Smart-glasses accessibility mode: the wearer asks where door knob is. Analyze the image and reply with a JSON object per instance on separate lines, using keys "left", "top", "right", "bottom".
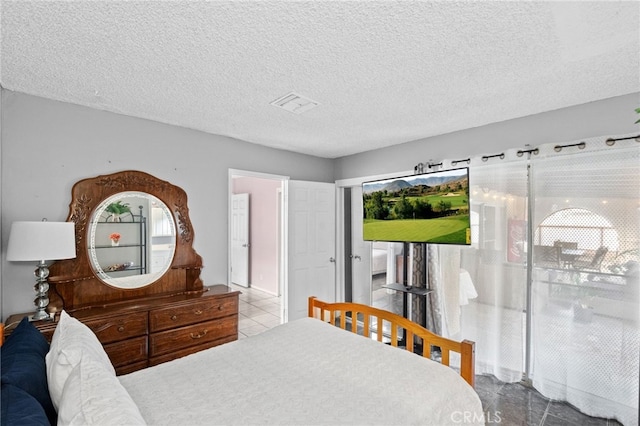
{"left": 329, "top": 257, "right": 336, "bottom": 263}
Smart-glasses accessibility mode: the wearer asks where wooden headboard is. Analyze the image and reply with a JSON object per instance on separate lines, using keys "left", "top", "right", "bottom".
{"left": 308, "top": 296, "right": 476, "bottom": 387}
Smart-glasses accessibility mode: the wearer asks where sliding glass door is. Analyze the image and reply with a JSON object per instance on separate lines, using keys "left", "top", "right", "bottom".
{"left": 355, "top": 133, "right": 639, "bottom": 424}
{"left": 529, "top": 141, "right": 639, "bottom": 425}
{"left": 459, "top": 135, "right": 639, "bottom": 424}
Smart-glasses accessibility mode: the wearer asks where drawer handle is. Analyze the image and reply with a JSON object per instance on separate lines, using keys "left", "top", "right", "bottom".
{"left": 218, "top": 305, "right": 223, "bottom": 311}
{"left": 117, "top": 326, "right": 125, "bottom": 332}
{"left": 193, "top": 309, "right": 203, "bottom": 315}
{"left": 190, "top": 329, "right": 208, "bottom": 339}
{"left": 170, "top": 315, "right": 177, "bottom": 321}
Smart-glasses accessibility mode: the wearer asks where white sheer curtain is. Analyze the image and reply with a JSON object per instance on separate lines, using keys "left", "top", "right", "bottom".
{"left": 424, "top": 243, "right": 464, "bottom": 339}
{"left": 530, "top": 136, "right": 639, "bottom": 426}
{"left": 445, "top": 152, "right": 529, "bottom": 383}
{"left": 380, "top": 133, "right": 639, "bottom": 424}
{"left": 415, "top": 156, "right": 525, "bottom": 374}
{"left": 439, "top": 134, "right": 639, "bottom": 424}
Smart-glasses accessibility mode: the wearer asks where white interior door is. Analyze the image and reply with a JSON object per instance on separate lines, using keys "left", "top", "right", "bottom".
{"left": 286, "top": 180, "right": 336, "bottom": 321}
{"left": 350, "top": 185, "right": 372, "bottom": 305}
{"left": 231, "top": 193, "right": 250, "bottom": 287}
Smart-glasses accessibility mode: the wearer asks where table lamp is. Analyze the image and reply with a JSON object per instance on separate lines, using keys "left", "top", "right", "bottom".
{"left": 7, "top": 219, "right": 76, "bottom": 321}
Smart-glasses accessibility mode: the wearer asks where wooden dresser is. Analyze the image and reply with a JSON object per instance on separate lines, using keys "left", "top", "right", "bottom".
{"left": 5, "top": 171, "right": 242, "bottom": 375}
{"left": 5, "top": 285, "right": 239, "bottom": 375}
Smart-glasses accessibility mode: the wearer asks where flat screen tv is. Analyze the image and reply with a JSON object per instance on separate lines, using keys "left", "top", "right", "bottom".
{"left": 362, "top": 167, "right": 470, "bottom": 245}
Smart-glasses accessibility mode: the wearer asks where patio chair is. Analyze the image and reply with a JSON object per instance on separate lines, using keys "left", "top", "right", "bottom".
{"left": 533, "top": 245, "right": 561, "bottom": 268}
{"left": 573, "top": 246, "right": 608, "bottom": 271}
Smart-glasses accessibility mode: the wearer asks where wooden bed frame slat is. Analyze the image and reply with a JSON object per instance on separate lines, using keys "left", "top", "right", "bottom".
{"left": 442, "top": 349, "right": 451, "bottom": 366}
{"left": 308, "top": 296, "right": 475, "bottom": 387}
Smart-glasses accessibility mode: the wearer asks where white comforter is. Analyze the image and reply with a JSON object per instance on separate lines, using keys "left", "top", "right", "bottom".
{"left": 119, "top": 318, "right": 484, "bottom": 425}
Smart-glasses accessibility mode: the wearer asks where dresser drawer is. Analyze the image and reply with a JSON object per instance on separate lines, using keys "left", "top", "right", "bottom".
{"left": 149, "top": 316, "right": 237, "bottom": 357}
{"left": 83, "top": 312, "right": 148, "bottom": 344}
{"left": 104, "top": 335, "right": 148, "bottom": 368}
{"left": 114, "top": 360, "right": 149, "bottom": 376}
{"left": 149, "top": 295, "right": 238, "bottom": 332}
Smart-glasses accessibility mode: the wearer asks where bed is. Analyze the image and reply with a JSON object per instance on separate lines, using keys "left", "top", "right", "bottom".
{"left": 2, "top": 296, "right": 483, "bottom": 426}
{"left": 2, "top": 172, "right": 482, "bottom": 424}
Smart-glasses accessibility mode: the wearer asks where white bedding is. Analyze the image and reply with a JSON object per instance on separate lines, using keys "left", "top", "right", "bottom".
{"left": 119, "top": 318, "right": 484, "bottom": 425}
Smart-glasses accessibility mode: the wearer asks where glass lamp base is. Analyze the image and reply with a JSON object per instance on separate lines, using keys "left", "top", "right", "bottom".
{"left": 29, "top": 310, "right": 53, "bottom": 322}
{"left": 31, "top": 262, "right": 53, "bottom": 322}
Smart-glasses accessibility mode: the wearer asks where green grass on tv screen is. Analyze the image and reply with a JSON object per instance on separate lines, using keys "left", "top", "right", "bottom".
{"left": 363, "top": 215, "right": 470, "bottom": 244}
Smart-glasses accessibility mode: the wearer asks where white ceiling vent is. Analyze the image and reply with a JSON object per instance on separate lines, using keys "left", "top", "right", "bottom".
{"left": 270, "top": 92, "right": 319, "bottom": 114}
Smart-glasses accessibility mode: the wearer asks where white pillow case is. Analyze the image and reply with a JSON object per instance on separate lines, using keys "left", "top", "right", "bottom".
{"left": 45, "top": 311, "right": 116, "bottom": 410}
{"left": 57, "top": 357, "right": 146, "bottom": 425}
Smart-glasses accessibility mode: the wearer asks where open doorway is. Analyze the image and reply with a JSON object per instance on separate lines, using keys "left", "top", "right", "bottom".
{"left": 229, "top": 169, "right": 287, "bottom": 332}
{"left": 229, "top": 169, "right": 286, "bottom": 296}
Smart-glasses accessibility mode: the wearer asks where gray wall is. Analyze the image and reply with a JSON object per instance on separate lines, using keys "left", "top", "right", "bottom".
{"left": 0, "top": 90, "right": 333, "bottom": 319}
{"left": 334, "top": 93, "right": 640, "bottom": 180}
{"left": 2, "top": 89, "right": 638, "bottom": 319}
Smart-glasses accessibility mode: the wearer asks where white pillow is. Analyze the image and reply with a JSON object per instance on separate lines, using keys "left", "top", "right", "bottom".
{"left": 46, "top": 311, "right": 116, "bottom": 410}
{"left": 57, "top": 357, "right": 146, "bottom": 425}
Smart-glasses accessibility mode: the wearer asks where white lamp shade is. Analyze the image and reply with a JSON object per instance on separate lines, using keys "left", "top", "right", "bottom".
{"left": 7, "top": 221, "right": 76, "bottom": 262}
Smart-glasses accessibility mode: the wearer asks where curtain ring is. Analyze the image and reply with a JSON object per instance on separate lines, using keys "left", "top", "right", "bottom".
{"left": 451, "top": 158, "right": 470, "bottom": 166}
{"left": 481, "top": 153, "right": 505, "bottom": 162}
{"left": 517, "top": 148, "right": 538, "bottom": 157}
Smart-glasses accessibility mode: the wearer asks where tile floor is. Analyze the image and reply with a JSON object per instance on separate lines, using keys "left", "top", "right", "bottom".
{"left": 231, "top": 283, "right": 282, "bottom": 339}
{"left": 476, "top": 375, "right": 623, "bottom": 426}
{"left": 230, "top": 283, "right": 624, "bottom": 425}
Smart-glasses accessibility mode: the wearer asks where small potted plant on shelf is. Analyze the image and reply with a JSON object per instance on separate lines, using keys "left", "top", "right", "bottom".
{"left": 110, "top": 232, "right": 121, "bottom": 246}
{"left": 105, "top": 201, "right": 131, "bottom": 222}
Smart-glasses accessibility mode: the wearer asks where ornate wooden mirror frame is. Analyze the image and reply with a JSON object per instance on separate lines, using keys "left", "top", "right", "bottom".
{"left": 48, "top": 170, "right": 203, "bottom": 313}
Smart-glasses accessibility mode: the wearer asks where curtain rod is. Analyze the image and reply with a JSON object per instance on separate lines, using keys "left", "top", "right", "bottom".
{"left": 451, "top": 158, "right": 470, "bottom": 166}
{"left": 414, "top": 134, "right": 638, "bottom": 170}
{"left": 554, "top": 141, "right": 586, "bottom": 152}
{"left": 554, "top": 134, "right": 640, "bottom": 151}
{"left": 482, "top": 153, "right": 505, "bottom": 162}
{"left": 517, "top": 148, "right": 539, "bottom": 157}
{"left": 606, "top": 135, "right": 640, "bottom": 145}
{"left": 414, "top": 162, "right": 443, "bottom": 174}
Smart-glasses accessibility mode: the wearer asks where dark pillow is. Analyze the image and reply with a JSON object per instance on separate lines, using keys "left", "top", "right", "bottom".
{"left": 1, "top": 317, "right": 56, "bottom": 425}
{"left": 1, "top": 382, "right": 50, "bottom": 426}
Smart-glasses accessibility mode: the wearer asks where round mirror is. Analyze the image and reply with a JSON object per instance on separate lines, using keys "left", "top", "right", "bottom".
{"left": 88, "top": 191, "right": 176, "bottom": 289}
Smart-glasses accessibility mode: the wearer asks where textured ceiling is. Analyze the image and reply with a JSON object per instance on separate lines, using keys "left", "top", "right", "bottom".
{"left": 1, "top": 1, "right": 639, "bottom": 158}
